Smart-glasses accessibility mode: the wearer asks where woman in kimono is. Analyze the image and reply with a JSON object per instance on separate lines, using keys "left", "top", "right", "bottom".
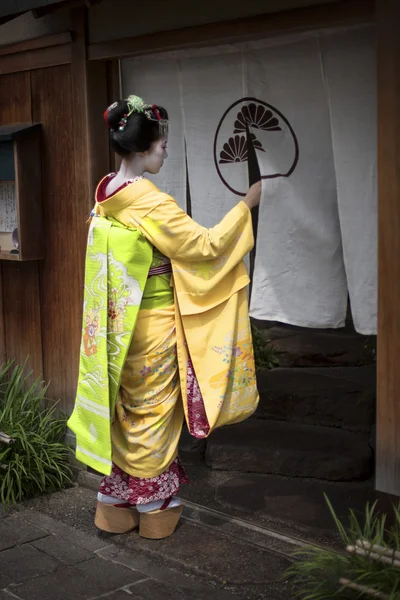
{"left": 68, "top": 95, "right": 261, "bottom": 540}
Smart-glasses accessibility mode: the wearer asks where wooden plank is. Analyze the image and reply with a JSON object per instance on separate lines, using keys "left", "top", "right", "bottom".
{"left": 14, "top": 128, "right": 44, "bottom": 260}
{"left": 71, "top": 7, "right": 110, "bottom": 203}
{"left": 0, "top": 71, "right": 43, "bottom": 378}
{"left": 0, "top": 13, "right": 25, "bottom": 27}
{"left": 31, "top": 64, "right": 86, "bottom": 410}
{"left": 22, "top": 7, "right": 109, "bottom": 411}
{"left": 32, "top": 0, "right": 101, "bottom": 19}
{"left": 87, "top": 59, "right": 110, "bottom": 196}
{"left": 376, "top": 0, "right": 400, "bottom": 496}
{"left": 2, "top": 262, "right": 43, "bottom": 377}
{"left": 0, "top": 72, "right": 32, "bottom": 124}
{"left": 71, "top": 7, "right": 92, "bottom": 214}
{"left": 0, "top": 253, "right": 19, "bottom": 262}
{"left": 106, "top": 59, "right": 121, "bottom": 173}
{"left": 106, "top": 59, "right": 121, "bottom": 102}
{"left": 89, "top": 0, "right": 375, "bottom": 61}
{"left": 0, "top": 44, "right": 71, "bottom": 76}
{"left": 0, "top": 32, "right": 72, "bottom": 57}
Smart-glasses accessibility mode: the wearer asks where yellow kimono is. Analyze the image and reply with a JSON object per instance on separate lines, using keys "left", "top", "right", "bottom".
{"left": 89, "top": 177, "right": 259, "bottom": 478}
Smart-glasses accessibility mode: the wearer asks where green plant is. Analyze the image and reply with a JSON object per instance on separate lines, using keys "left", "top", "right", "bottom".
{"left": 251, "top": 323, "right": 279, "bottom": 370}
{"left": 0, "top": 361, "right": 72, "bottom": 506}
{"left": 285, "top": 495, "right": 400, "bottom": 599}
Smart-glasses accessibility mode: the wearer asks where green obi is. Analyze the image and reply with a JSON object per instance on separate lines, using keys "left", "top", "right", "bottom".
{"left": 67, "top": 216, "right": 152, "bottom": 475}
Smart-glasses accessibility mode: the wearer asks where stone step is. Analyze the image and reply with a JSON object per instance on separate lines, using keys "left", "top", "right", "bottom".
{"left": 178, "top": 456, "right": 392, "bottom": 545}
{"left": 205, "top": 420, "right": 372, "bottom": 481}
{"left": 256, "top": 324, "right": 375, "bottom": 368}
{"left": 255, "top": 365, "right": 375, "bottom": 432}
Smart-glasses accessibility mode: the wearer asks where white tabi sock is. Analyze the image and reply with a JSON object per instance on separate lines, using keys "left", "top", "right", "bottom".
{"left": 97, "top": 492, "right": 129, "bottom": 505}
{"left": 136, "top": 496, "right": 181, "bottom": 513}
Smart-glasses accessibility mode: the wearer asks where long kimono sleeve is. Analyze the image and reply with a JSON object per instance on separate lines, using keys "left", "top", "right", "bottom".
{"left": 131, "top": 196, "right": 253, "bottom": 261}
{"left": 102, "top": 181, "right": 258, "bottom": 437}
{"left": 130, "top": 196, "right": 254, "bottom": 315}
{"left": 134, "top": 195, "right": 259, "bottom": 435}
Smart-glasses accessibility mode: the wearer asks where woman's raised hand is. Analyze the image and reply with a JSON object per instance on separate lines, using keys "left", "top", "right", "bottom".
{"left": 244, "top": 181, "right": 262, "bottom": 210}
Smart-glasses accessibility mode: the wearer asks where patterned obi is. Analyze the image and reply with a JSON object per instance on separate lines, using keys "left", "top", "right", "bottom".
{"left": 147, "top": 260, "right": 172, "bottom": 279}
{"left": 147, "top": 249, "right": 172, "bottom": 279}
{"left": 141, "top": 249, "right": 174, "bottom": 310}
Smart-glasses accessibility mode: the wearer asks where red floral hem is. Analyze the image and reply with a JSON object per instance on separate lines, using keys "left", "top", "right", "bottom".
{"left": 187, "top": 357, "right": 210, "bottom": 438}
{"left": 99, "top": 458, "right": 188, "bottom": 505}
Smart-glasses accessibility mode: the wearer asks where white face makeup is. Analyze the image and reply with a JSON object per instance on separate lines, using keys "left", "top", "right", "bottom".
{"left": 143, "top": 137, "right": 168, "bottom": 175}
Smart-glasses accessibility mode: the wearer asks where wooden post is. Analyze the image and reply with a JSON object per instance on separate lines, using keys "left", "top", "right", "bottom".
{"left": 105, "top": 58, "right": 121, "bottom": 174}
{"left": 376, "top": 0, "right": 400, "bottom": 496}
{"left": 71, "top": 7, "right": 109, "bottom": 211}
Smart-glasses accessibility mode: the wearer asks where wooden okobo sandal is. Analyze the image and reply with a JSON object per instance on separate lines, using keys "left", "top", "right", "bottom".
{"left": 94, "top": 502, "right": 140, "bottom": 534}
{"left": 139, "top": 498, "right": 183, "bottom": 539}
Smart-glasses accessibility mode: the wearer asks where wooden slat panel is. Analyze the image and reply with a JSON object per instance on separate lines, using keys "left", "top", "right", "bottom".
{"left": 106, "top": 59, "right": 121, "bottom": 173}
{"left": 32, "top": 0, "right": 101, "bottom": 19}
{"left": 89, "top": 0, "right": 375, "bottom": 61}
{"left": 2, "top": 262, "right": 43, "bottom": 377}
{"left": 0, "top": 32, "right": 72, "bottom": 57}
{"left": 14, "top": 128, "right": 44, "bottom": 260}
{"left": 71, "top": 7, "right": 91, "bottom": 213}
{"left": 31, "top": 64, "right": 86, "bottom": 410}
{"left": 0, "top": 71, "right": 43, "bottom": 377}
{"left": 376, "top": 0, "right": 400, "bottom": 496}
{"left": 0, "top": 44, "right": 71, "bottom": 76}
{"left": 87, "top": 60, "right": 110, "bottom": 198}
{"left": 71, "top": 7, "right": 109, "bottom": 208}
{"left": 0, "top": 72, "right": 31, "bottom": 124}
{"left": 23, "top": 8, "right": 109, "bottom": 411}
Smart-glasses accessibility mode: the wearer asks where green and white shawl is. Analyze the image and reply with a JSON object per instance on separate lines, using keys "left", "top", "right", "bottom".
{"left": 67, "top": 216, "right": 152, "bottom": 475}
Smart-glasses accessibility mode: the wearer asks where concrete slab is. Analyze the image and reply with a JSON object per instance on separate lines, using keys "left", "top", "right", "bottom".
{"left": 126, "top": 578, "right": 204, "bottom": 600}
{"left": 11, "top": 559, "right": 145, "bottom": 600}
{"left": 95, "top": 546, "right": 233, "bottom": 600}
{"left": 178, "top": 457, "right": 397, "bottom": 551}
{"left": 256, "top": 365, "right": 375, "bottom": 432}
{"left": 206, "top": 420, "right": 372, "bottom": 480}
{"left": 117, "top": 518, "right": 290, "bottom": 587}
{"left": 96, "top": 593, "right": 136, "bottom": 600}
{"left": 259, "top": 326, "right": 374, "bottom": 368}
{"left": 0, "top": 544, "right": 59, "bottom": 588}
{"left": 20, "top": 509, "right": 107, "bottom": 552}
{"left": 32, "top": 534, "right": 94, "bottom": 566}
{"left": 216, "top": 473, "right": 393, "bottom": 533}
{"left": 0, "top": 514, "right": 48, "bottom": 551}
{"left": 0, "top": 592, "right": 23, "bottom": 600}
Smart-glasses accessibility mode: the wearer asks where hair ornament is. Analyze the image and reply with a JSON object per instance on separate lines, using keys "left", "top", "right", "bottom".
{"left": 144, "top": 104, "right": 169, "bottom": 136}
{"left": 103, "top": 101, "right": 118, "bottom": 129}
{"left": 126, "top": 95, "right": 148, "bottom": 116}
{"left": 108, "top": 94, "right": 169, "bottom": 136}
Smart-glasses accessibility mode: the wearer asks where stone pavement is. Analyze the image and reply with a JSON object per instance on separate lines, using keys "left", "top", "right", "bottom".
{"left": 0, "top": 506, "right": 237, "bottom": 600}
{"left": 0, "top": 485, "right": 296, "bottom": 600}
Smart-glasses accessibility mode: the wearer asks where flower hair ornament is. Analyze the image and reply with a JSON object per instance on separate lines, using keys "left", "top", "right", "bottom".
{"left": 103, "top": 95, "right": 169, "bottom": 136}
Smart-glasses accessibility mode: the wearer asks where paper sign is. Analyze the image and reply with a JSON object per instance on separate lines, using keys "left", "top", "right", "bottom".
{"left": 0, "top": 181, "right": 17, "bottom": 233}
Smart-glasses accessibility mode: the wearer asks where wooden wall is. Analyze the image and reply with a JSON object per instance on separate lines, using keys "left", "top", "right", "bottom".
{"left": 0, "top": 65, "right": 87, "bottom": 411}
{"left": 0, "top": 11, "right": 112, "bottom": 412}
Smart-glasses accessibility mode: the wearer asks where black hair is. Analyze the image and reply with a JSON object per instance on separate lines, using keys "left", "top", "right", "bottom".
{"left": 105, "top": 99, "right": 168, "bottom": 157}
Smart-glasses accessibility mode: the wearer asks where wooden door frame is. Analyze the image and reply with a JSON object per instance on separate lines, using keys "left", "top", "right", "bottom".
{"left": 4, "top": 0, "right": 400, "bottom": 495}
{"left": 87, "top": 0, "right": 374, "bottom": 61}
{"left": 88, "top": 0, "right": 400, "bottom": 496}
{"left": 375, "top": 0, "right": 400, "bottom": 497}
{"left": 0, "top": 32, "right": 72, "bottom": 75}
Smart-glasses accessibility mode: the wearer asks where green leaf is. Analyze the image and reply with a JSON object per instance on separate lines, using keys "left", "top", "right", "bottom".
{"left": 0, "top": 360, "right": 71, "bottom": 506}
